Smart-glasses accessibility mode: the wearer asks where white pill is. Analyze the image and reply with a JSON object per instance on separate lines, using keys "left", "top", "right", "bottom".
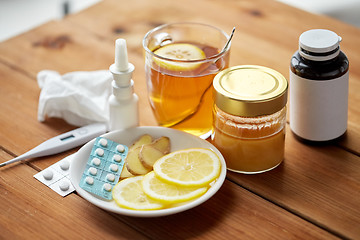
{"left": 116, "top": 144, "right": 125, "bottom": 153}
{"left": 95, "top": 148, "right": 104, "bottom": 157}
{"left": 60, "top": 160, "right": 70, "bottom": 170}
{"left": 113, "top": 154, "right": 122, "bottom": 162}
{"left": 42, "top": 169, "right": 53, "bottom": 180}
{"left": 106, "top": 173, "right": 115, "bottom": 182}
{"left": 110, "top": 164, "right": 118, "bottom": 172}
{"left": 89, "top": 167, "right": 97, "bottom": 176}
{"left": 85, "top": 176, "right": 94, "bottom": 185}
{"left": 99, "top": 138, "right": 108, "bottom": 147}
{"left": 92, "top": 157, "right": 101, "bottom": 166}
{"left": 103, "top": 183, "right": 112, "bottom": 192}
{"left": 59, "top": 180, "right": 70, "bottom": 191}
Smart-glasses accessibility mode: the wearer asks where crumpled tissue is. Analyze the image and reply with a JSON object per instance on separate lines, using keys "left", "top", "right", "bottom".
{"left": 37, "top": 70, "right": 112, "bottom": 127}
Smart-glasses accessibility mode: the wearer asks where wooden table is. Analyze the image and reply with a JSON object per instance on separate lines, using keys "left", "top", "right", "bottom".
{"left": 1, "top": 0, "right": 359, "bottom": 239}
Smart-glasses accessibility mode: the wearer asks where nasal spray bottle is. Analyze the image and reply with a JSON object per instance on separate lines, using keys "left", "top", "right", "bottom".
{"left": 108, "top": 39, "right": 139, "bottom": 131}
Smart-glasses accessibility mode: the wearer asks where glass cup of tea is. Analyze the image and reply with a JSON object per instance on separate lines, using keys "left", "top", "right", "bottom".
{"left": 143, "top": 22, "right": 231, "bottom": 138}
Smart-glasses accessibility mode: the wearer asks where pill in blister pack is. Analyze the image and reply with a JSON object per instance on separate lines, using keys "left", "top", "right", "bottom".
{"left": 34, "top": 154, "right": 75, "bottom": 197}
{"left": 79, "top": 137, "right": 128, "bottom": 200}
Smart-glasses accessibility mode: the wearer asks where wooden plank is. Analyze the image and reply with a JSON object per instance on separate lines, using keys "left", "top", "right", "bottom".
{"left": 0, "top": 150, "right": 149, "bottom": 240}
{"left": 116, "top": 179, "right": 338, "bottom": 240}
{"left": 227, "top": 127, "right": 360, "bottom": 239}
{"left": 0, "top": 62, "right": 80, "bottom": 170}
{"left": 0, "top": 149, "right": 337, "bottom": 240}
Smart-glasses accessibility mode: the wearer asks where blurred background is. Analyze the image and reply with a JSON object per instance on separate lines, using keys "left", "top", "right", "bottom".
{"left": 0, "top": 0, "right": 359, "bottom": 42}
{"left": 277, "top": 0, "right": 360, "bottom": 27}
{"left": 0, "top": 0, "right": 101, "bottom": 42}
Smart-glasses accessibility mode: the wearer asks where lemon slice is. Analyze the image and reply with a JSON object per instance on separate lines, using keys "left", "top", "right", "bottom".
{"left": 153, "top": 43, "right": 206, "bottom": 71}
{"left": 142, "top": 171, "right": 208, "bottom": 204}
{"left": 112, "top": 176, "right": 164, "bottom": 210}
{"left": 153, "top": 148, "right": 221, "bottom": 187}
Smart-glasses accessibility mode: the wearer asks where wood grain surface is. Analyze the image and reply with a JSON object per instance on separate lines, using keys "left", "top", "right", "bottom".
{"left": 0, "top": 0, "right": 359, "bottom": 239}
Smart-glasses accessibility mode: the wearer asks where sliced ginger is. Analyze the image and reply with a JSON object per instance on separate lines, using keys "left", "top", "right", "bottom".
{"left": 129, "top": 134, "right": 153, "bottom": 150}
{"left": 150, "top": 136, "right": 171, "bottom": 154}
{"left": 139, "top": 145, "right": 165, "bottom": 169}
{"left": 121, "top": 134, "right": 154, "bottom": 177}
{"left": 123, "top": 135, "right": 172, "bottom": 177}
{"left": 126, "top": 147, "right": 150, "bottom": 175}
{"left": 120, "top": 164, "right": 134, "bottom": 179}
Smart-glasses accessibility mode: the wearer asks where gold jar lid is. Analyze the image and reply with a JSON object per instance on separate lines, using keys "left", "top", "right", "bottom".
{"left": 213, "top": 65, "right": 288, "bottom": 117}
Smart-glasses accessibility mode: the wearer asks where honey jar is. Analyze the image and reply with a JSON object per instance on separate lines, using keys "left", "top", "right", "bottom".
{"left": 212, "top": 65, "right": 288, "bottom": 174}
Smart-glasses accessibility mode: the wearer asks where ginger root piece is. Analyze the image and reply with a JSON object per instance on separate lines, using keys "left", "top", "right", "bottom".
{"left": 139, "top": 145, "right": 165, "bottom": 169}
{"left": 126, "top": 147, "right": 151, "bottom": 175}
{"left": 120, "top": 164, "right": 134, "bottom": 179}
{"left": 151, "top": 136, "right": 171, "bottom": 154}
{"left": 130, "top": 134, "right": 153, "bottom": 150}
{"left": 123, "top": 135, "right": 171, "bottom": 177}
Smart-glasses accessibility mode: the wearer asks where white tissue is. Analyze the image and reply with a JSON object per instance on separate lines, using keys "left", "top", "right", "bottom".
{"left": 37, "top": 70, "right": 112, "bottom": 126}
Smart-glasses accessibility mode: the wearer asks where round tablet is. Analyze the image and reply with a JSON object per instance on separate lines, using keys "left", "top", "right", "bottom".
{"left": 110, "top": 164, "right": 119, "bottom": 172}
{"left": 116, "top": 144, "right": 125, "bottom": 153}
{"left": 99, "top": 138, "right": 108, "bottom": 147}
{"left": 92, "top": 157, "right": 101, "bottom": 166}
{"left": 113, "top": 154, "right": 122, "bottom": 162}
{"left": 103, "top": 183, "right": 112, "bottom": 192}
{"left": 42, "top": 169, "right": 53, "bottom": 180}
{"left": 89, "top": 167, "right": 97, "bottom": 176}
{"left": 106, "top": 173, "right": 115, "bottom": 182}
{"left": 95, "top": 148, "right": 104, "bottom": 157}
{"left": 85, "top": 176, "right": 94, "bottom": 185}
{"left": 60, "top": 160, "right": 70, "bottom": 171}
{"left": 59, "top": 180, "right": 70, "bottom": 191}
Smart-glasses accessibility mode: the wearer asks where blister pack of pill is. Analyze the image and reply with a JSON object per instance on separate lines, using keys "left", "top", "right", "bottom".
{"left": 79, "top": 137, "right": 128, "bottom": 200}
{"left": 34, "top": 154, "right": 75, "bottom": 197}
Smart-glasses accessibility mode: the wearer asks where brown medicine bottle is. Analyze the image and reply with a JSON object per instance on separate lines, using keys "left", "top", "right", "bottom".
{"left": 290, "top": 29, "right": 349, "bottom": 143}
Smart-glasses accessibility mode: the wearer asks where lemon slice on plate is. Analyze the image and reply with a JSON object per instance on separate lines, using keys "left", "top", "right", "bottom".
{"left": 142, "top": 171, "right": 208, "bottom": 204}
{"left": 153, "top": 43, "right": 206, "bottom": 71}
{"left": 112, "top": 176, "right": 164, "bottom": 210}
{"left": 153, "top": 148, "right": 221, "bottom": 187}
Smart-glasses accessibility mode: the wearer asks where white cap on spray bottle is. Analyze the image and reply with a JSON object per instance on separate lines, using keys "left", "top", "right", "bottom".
{"left": 109, "top": 39, "right": 135, "bottom": 86}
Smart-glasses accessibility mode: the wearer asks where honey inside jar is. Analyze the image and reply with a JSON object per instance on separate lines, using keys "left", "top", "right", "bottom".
{"left": 211, "top": 65, "right": 288, "bottom": 174}
{"left": 212, "top": 106, "right": 286, "bottom": 173}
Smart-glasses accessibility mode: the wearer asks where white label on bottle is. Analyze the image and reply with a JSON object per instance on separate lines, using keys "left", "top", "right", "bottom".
{"left": 289, "top": 71, "right": 348, "bottom": 141}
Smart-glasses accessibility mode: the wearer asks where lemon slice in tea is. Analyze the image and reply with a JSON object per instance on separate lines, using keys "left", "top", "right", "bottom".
{"left": 112, "top": 176, "right": 164, "bottom": 210}
{"left": 153, "top": 148, "right": 221, "bottom": 187}
{"left": 153, "top": 43, "right": 206, "bottom": 71}
{"left": 142, "top": 171, "right": 208, "bottom": 204}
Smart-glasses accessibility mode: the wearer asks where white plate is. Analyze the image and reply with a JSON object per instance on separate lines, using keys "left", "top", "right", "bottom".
{"left": 70, "top": 126, "right": 226, "bottom": 217}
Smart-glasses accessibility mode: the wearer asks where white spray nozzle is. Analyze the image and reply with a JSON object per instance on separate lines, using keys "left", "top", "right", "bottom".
{"left": 114, "top": 39, "right": 129, "bottom": 72}
{"left": 110, "top": 38, "right": 135, "bottom": 87}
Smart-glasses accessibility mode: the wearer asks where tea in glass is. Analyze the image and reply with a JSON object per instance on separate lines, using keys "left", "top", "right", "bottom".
{"left": 143, "top": 23, "right": 231, "bottom": 138}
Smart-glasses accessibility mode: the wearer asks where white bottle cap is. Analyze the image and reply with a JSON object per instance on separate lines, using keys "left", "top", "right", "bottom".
{"left": 299, "top": 29, "right": 342, "bottom": 61}
{"left": 109, "top": 38, "right": 135, "bottom": 87}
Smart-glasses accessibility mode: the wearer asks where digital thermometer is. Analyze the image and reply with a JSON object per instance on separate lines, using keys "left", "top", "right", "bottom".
{"left": 0, "top": 123, "right": 107, "bottom": 167}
